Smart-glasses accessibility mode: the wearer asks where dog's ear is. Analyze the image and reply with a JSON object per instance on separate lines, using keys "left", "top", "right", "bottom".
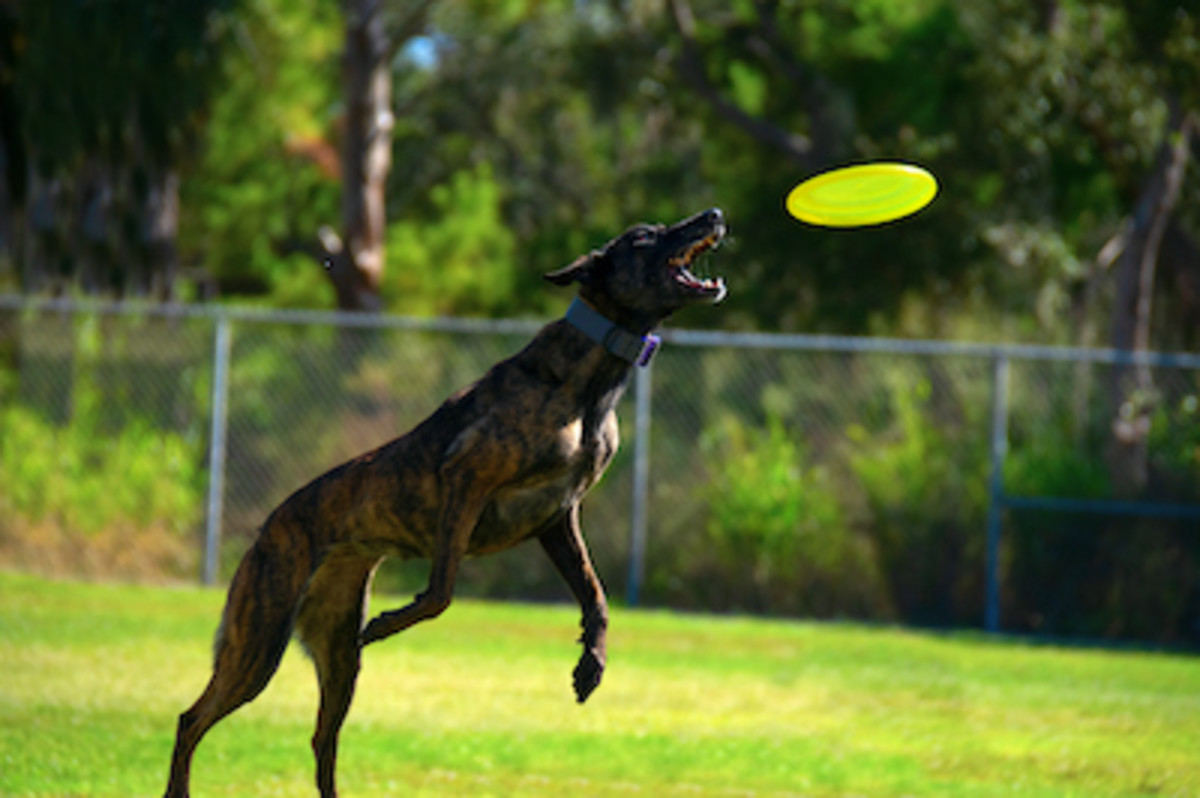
{"left": 544, "top": 249, "right": 607, "bottom": 287}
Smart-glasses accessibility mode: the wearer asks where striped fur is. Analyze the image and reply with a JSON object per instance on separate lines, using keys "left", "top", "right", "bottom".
{"left": 164, "top": 209, "right": 727, "bottom": 797}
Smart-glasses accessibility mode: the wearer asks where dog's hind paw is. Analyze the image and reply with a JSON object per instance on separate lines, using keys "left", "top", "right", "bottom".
{"left": 573, "top": 647, "right": 605, "bottom": 703}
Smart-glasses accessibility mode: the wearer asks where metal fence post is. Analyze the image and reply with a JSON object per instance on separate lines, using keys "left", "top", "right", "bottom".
{"left": 627, "top": 361, "right": 653, "bottom": 606}
{"left": 203, "top": 313, "right": 233, "bottom": 586}
{"left": 985, "top": 353, "right": 1011, "bottom": 632}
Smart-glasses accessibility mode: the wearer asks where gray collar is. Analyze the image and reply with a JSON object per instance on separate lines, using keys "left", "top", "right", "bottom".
{"left": 565, "top": 298, "right": 660, "bottom": 367}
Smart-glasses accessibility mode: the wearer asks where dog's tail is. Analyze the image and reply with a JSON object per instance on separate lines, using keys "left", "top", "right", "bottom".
{"left": 211, "top": 521, "right": 309, "bottom": 678}
{"left": 166, "top": 510, "right": 318, "bottom": 797}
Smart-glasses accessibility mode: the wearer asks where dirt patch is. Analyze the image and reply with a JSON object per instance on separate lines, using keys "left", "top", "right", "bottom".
{"left": 0, "top": 518, "right": 199, "bottom": 583}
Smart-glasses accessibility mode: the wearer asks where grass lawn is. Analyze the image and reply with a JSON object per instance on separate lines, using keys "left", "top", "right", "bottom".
{"left": 1, "top": 570, "right": 1198, "bottom": 797}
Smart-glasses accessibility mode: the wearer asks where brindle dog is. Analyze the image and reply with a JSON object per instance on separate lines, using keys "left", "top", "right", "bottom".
{"left": 165, "top": 208, "right": 728, "bottom": 798}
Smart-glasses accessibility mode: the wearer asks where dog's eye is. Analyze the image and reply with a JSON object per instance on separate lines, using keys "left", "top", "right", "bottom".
{"left": 632, "top": 232, "right": 656, "bottom": 248}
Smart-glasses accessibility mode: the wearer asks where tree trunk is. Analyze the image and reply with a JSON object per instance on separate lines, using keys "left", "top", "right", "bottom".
{"left": 137, "top": 167, "right": 181, "bottom": 302}
{"left": 1107, "top": 109, "right": 1196, "bottom": 492}
{"left": 325, "top": 0, "right": 394, "bottom": 312}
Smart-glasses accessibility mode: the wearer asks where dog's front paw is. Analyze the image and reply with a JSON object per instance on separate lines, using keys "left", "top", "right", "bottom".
{"left": 572, "top": 646, "right": 605, "bottom": 703}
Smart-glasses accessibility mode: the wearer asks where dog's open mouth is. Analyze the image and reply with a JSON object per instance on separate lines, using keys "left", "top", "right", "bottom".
{"left": 668, "top": 229, "right": 727, "bottom": 302}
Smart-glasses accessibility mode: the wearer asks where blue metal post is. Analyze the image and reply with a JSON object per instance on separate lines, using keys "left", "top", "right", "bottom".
{"left": 204, "top": 315, "right": 233, "bottom": 586}
{"left": 985, "top": 353, "right": 1010, "bottom": 632}
{"left": 627, "top": 362, "right": 653, "bottom": 606}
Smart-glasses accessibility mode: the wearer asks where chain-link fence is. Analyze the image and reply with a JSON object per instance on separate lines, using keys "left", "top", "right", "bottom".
{"left": 2, "top": 297, "right": 1199, "bottom": 641}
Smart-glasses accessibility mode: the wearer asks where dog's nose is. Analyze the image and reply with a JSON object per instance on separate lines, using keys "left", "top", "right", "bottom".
{"left": 704, "top": 208, "right": 724, "bottom": 227}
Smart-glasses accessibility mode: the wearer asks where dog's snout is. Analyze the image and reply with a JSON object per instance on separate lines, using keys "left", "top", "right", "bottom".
{"left": 704, "top": 208, "right": 724, "bottom": 227}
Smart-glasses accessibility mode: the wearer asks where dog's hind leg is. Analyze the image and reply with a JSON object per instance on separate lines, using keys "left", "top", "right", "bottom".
{"left": 295, "top": 554, "right": 381, "bottom": 798}
{"left": 166, "top": 540, "right": 303, "bottom": 798}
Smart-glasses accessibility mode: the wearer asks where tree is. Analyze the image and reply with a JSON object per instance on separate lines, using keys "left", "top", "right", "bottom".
{"left": 1, "top": 0, "right": 239, "bottom": 298}
{"left": 178, "top": 0, "right": 435, "bottom": 312}
{"left": 176, "top": 0, "right": 342, "bottom": 305}
{"left": 666, "top": 0, "right": 851, "bottom": 170}
{"left": 963, "top": 0, "right": 1200, "bottom": 489}
{"left": 64, "top": 0, "right": 1187, "bottom": 351}
{"left": 315, "top": 0, "right": 437, "bottom": 311}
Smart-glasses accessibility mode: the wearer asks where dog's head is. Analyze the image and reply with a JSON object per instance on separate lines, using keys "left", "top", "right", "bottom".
{"left": 544, "top": 208, "right": 728, "bottom": 329}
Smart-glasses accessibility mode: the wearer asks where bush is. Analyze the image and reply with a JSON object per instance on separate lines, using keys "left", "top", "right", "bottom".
{"left": 0, "top": 314, "right": 207, "bottom": 579}
{"left": 1148, "top": 391, "right": 1200, "bottom": 500}
{"left": 383, "top": 164, "right": 523, "bottom": 318}
{"left": 695, "top": 413, "right": 892, "bottom": 617}
{"left": 1002, "top": 409, "right": 1200, "bottom": 642}
{"left": 850, "top": 371, "right": 989, "bottom": 625}
{"left": 0, "top": 390, "right": 204, "bottom": 538}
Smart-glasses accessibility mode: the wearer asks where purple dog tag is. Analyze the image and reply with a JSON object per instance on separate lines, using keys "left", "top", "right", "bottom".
{"left": 636, "top": 334, "right": 661, "bottom": 367}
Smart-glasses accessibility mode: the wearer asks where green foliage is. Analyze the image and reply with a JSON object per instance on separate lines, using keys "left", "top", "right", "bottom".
{"left": 383, "top": 164, "right": 523, "bottom": 317}
{"left": 6, "top": 0, "right": 1200, "bottom": 640}
{"left": 0, "top": 314, "right": 207, "bottom": 542}
{"left": 1006, "top": 437, "right": 1111, "bottom": 500}
{"left": 379, "top": 0, "right": 1199, "bottom": 344}
{"left": 1148, "top": 391, "right": 1200, "bottom": 493}
{"left": 15, "top": 0, "right": 239, "bottom": 170}
{"left": 8, "top": 0, "right": 1200, "bottom": 344}
{"left": 851, "top": 374, "right": 987, "bottom": 515}
{"left": 388, "top": 0, "right": 717, "bottom": 312}
{"left": 850, "top": 371, "right": 988, "bottom": 624}
{"left": 703, "top": 415, "right": 840, "bottom": 570}
{"left": 5, "top": 0, "right": 242, "bottom": 295}
{"left": 178, "top": 0, "right": 341, "bottom": 302}
{"left": 0, "top": 379, "right": 204, "bottom": 538}
{"left": 698, "top": 414, "right": 891, "bottom": 617}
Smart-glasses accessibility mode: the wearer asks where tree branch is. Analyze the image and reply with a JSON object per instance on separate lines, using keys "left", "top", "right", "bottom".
{"left": 1105, "top": 109, "right": 1195, "bottom": 490}
{"left": 667, "top": 0, "right": 815, "bottom": 165}
{"left": 1132, "top": 110, "right": 1196, "bottom": 354}
{"left": 748, "top": 0, "right": 850, "bottom": 164}
{"left": 749, "top": 0, "right": 810, "bottom": 86}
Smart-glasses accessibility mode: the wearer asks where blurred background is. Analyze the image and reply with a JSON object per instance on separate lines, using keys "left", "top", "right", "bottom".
{"left": 1, "top": 0, "right": 1198, "bottom": 643}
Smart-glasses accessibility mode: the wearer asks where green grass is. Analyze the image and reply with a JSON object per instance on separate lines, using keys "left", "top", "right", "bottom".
{"left": 1, "top": 571, "right": 1198, "bottom": 797}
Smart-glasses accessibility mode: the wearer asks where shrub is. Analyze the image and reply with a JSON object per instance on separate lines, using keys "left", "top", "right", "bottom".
{"left": 697, "top": 413, "right": 892, "bottom": 617}
{"left": 383, "top": 164, "right": 522, "bottom": 317}
{"left": 1002, "top": 404, "right": 1200, "bottom": 641}
{"left": 0, "top": 315, "right": 207, "bottom": 579}
{"left": 850, "top": 372, "right": 988, "bottom": 625}
{"left": 1147, "top": 391, "right": 1200, "bottom": 500}
{"left": 0, "top": 391, "right": 205, "bottom": 538}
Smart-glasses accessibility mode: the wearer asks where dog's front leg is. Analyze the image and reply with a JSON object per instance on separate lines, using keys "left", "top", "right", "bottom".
{"left": 360, "top": 422, "right": 518, "bottom": 647}
{"left": 538, "top": 503, "right": 609, "bottom": 703}
{"left": 359, "top": 486, "right": 483, "bottom": 646}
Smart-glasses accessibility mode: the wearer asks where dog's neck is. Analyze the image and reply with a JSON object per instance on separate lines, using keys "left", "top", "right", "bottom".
{"left": 565, "top": 297, "right": 660, "bottom": 367}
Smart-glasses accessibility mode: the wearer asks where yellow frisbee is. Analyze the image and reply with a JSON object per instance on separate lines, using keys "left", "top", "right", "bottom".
{"left": 786, "top": 162, "right": 938, "bottom": 227}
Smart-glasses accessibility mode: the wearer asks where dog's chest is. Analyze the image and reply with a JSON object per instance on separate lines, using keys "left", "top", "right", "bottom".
{"left": 469, "top": 409, "right": 619, "bottom": 554}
